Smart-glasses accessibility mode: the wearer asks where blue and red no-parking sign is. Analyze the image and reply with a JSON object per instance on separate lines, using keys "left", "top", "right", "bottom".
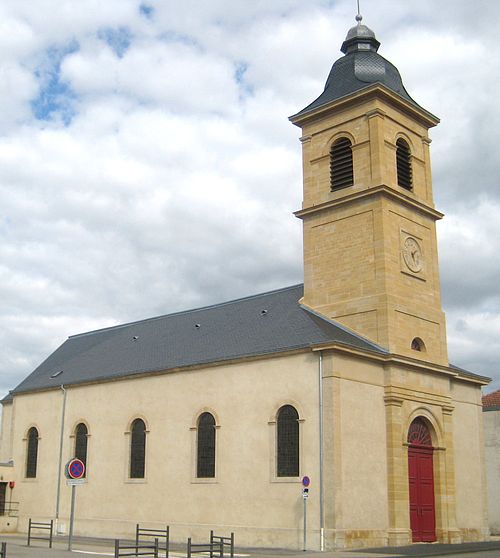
{"left": 66, "top": 458, "right": 85, "bottom": 480}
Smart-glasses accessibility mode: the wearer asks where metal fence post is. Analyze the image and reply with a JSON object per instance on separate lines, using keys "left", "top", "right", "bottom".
{"left": 114, "top": 539, "right": 119, "bottom": 558}
{"left": 154, "top": 537, "right": 159, "bottom": 558}
{"left": 27, "top": 519, "right": 31, "bottom": 546}
{"left": 187, "top": 537, "right": 192, "bottom": 558}
{"left": 49, "top": 519, "right": 53, "bottom": 549}
{"left": 0, "top": 541, "right": 5, "bottom": 557}
{"left": 230, "top": 533, "right": 234, "bottom": 558}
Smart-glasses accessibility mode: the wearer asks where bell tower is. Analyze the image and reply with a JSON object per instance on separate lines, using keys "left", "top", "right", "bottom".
{"left": 290, "top": 16, "right": 448, "bottom": 365}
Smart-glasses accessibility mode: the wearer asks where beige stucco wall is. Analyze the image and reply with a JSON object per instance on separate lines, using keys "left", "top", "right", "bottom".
{"left": 484, "top": 408, "right": 500, "bottom": 534}
{"left": 0, "top": 347, "right": 490, "bottom": 549}
{"left": 9, "top": 351, "right": 325, "bottom": 549}
{"left": 0, "top": 402, "right": 13, "bottom": 464}
{"left": 324, "top": 352, "right": 389, "bottom": 548}
{"left": 452, "top": 383, "right": 489, "bottom": 540}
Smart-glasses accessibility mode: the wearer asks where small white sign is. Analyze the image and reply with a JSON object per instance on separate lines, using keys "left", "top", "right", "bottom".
{"left": 67, "top": 478, "right": 85, "bottom": 486}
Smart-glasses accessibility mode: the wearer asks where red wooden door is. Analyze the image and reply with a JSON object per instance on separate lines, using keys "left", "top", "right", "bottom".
{"left": 408, "top": 446, "right": 436, "bottom": 542}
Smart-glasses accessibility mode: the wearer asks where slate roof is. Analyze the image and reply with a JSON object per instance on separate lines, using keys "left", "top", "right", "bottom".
{"left": 483, "top": 389, "right": 500, "bottom": 412}
{"left": 11, "top": 284, "right": 386, "bottom": 395}
{"left": 292, "top": 22, "right": 432, "bottom": 120}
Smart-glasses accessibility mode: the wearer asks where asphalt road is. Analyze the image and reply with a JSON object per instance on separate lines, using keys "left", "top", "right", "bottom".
{"left": 1, "top": 535, "right": 500, "bottom": 558}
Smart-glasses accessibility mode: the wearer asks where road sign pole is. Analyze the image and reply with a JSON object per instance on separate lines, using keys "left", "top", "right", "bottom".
{"left": 303, "top": 494, "right": 307, "bottom": 551}
{"left": 68, "top": 484, "right": 76, "bottom": 551}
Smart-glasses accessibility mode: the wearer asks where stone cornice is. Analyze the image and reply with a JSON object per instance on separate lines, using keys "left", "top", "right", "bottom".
{"left": 310, "top": 342, "right": 490, "bottom": 386}
{"left": 289, "top": 83, "right": 440, "bottom": 129}
{"left": 294, "top": 183, "right": 444, "bottom": 221}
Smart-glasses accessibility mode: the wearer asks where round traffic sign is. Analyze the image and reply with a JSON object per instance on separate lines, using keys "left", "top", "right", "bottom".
{"left": 302, "top": 475, "right": 311, "bottom": 487}
{"left": 67, "top": 458, "right": 85, "bottom": 479}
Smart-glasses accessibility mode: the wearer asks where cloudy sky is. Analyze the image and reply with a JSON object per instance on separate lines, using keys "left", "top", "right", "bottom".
{"left": 1, "top": 0, "right": 499, "bottom": 399}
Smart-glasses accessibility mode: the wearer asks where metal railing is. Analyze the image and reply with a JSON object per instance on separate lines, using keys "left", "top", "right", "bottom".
{"left": 187, "top": 538, "right": 223, "bottom": 558}
{"left": 136, "top": 525, "right": 169, "bottom": 558}
{"left": 0, "top": 502, "right": 18, "bottom": 517}
{"left": 115, "top": 538, "right": 159, "bottom": 557}
{"left": 27, "top": 518, "right": 53, "bottom": 548}
{"left": 210, "top": 531, "right": 234, "bottom": 558}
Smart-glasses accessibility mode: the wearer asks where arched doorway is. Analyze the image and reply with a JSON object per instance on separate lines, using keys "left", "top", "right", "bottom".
{"left": 407, "top": 417, "right": 436, "bottom": 542}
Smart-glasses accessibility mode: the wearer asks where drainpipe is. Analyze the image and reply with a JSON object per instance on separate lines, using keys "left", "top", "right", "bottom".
{"left": 318, "top": 352, "right": 325, "bottom": 551}
{"left": 55, "top": 384, "right": 67, "bottom": 526}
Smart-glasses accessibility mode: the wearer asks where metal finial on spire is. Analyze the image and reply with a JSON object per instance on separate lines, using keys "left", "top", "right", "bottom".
{"left": 355, "top": 0, "right": 363, "bottom": 23}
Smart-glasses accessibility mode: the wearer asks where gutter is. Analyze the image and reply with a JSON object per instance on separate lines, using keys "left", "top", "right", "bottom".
{"left": 318, "top": 351, "right": 325, "bottom": 551}
{"left": 55, "top": 384, "right": 67, "bottom": 526}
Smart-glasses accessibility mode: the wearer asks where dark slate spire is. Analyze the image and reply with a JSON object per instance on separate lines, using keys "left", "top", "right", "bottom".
{"left": 292, "top": 15, "right": 422, "bottom": 118}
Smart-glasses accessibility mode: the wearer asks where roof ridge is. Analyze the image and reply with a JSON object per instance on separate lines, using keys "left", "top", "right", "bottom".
{"left": 68, "top": 284, "right": 304, "bottom": 340}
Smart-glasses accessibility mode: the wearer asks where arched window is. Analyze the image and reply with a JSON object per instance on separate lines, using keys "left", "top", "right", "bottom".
{"left": 197, "top": 412, "right": 216, "bottom": 478}
{"left": 411, "top": 337, "right": 425, "bottom": 352}
{"left": 330, "top": 137, "right": 354, "bottom": 190}
{"left": 277, "top": 405, "right": 299, "bottom": 477}
{"left": 396, "top": 138, "right": 412, "bottom": 190}
{"left": 74, "top": 423, "right": 88, "bottom": 477}
{"left": 26, "top": 427, "right": 39, "bottom": 478}
{"left": 407, "top": 417, "right": 433, "bottom": 447}
{"left": 130, "top": 419, "right": 146, "bottom": 479}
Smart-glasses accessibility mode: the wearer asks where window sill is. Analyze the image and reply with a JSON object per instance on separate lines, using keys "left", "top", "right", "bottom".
{"left": 191, "top": 478, "right": 218, "bottom": 484}
{"left": 124, "top": 478, "right": 147, "bottom": 484}
{"left": 270, "top": 477, "right": 302, "bottom": 484}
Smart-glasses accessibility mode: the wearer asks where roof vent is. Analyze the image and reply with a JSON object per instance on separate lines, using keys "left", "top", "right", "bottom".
{"left": 132, "top": 335, "right": 139, "bottom": 341}
{"left": 50, "top": 370, "right": 63, "bottom": 379}
{"left": 260, "top": 310, "right": 268, "bottom": 315}
{"left": 195, "top": 324, "right": 201, "bottom": 329}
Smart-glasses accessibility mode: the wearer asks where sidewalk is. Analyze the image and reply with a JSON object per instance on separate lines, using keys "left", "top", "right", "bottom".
{"left": 0, "top": 533, "right": 499, "bottom": 558}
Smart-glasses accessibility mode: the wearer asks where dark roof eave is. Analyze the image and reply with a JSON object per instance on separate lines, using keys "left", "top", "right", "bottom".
{"left": 289, "top": 83, "right": 439, "bottom": 128}
{"left": 10, "top": 343, "right": 318, "bottom": 396}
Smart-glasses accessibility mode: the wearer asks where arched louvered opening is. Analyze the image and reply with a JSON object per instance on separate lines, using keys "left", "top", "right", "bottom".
{"left": 130, "top": 419, "right": 146, "bottom": 478}
{"left": 396, "top": 138, "right": 412, "bottom": 190}
{"left": 411, "top": 337, "right": 426, "bottom": 352}
{"left": 407, "top": 417, "right": 433, "bottom": 447}
{"left": 277, "top": 405, "right": 299, "bottom": 477}
{"left": 26, "top": 427, "right": 39, "bottom": 478}
{"left": 197, "top": 412, "right": 216, "bottom": 478}
{"left": 74, "top": 423, "right": 88, "bottom": 477}
{"left": 330, "top": 137, "right": 354, "bottom": 190}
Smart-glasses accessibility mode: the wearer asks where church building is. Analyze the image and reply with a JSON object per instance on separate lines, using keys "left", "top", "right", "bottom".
{"left": 0, "top": 15, "right": 491, "bottom": 550}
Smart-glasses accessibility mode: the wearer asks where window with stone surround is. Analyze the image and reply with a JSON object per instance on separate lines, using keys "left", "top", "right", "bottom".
{"left": 26, "top": 427, "right": 39, "bottom": 478}
{"left": 197, "top": 412, "right": 216, "bottom": 478}
{"left": 277, "top": 405, "right": 299, "bottom": 477}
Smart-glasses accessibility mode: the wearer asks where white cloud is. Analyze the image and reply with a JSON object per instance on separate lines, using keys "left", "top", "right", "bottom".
{"left": 0, "top": 0, "right": 499, "bottom": 399}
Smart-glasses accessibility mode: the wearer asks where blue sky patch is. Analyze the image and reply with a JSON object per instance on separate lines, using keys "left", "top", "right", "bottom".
{"left": 234, "top": 62, "right": 253, "bottom": 99}
{"left": 98, "top": 27, "right": 133, "bottom": 58}
{"left": 139, "top": 4, "right": 154, "bottom": 19}
{"left": 31, "top": 40, "right": 79, "bottom": 125}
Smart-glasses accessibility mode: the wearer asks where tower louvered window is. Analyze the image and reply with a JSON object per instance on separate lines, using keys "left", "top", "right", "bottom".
{"left": 130, "top": 419, "right": 146, "bottom": 478}
{"left": 26, "top": 427, "right": 39, "bottom": 478}
{"left": 74, "top": 423, "right": 88, "bottom": 477}
{"left": 330, "top": 137, "right": 353, "bottom": 190}
{"left": 197, "top": 412, "right": 216, "bottom": 478}
{"left": 396, "top": 138, "right": 412, "bottom": 190}
{"left": 277, "top": 405, "right": 299, "bottom": 477}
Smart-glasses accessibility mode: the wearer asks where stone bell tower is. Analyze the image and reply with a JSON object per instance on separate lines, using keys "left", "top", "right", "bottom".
{"left": 290, "top": 16, "right": 448, "bottom": 366}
